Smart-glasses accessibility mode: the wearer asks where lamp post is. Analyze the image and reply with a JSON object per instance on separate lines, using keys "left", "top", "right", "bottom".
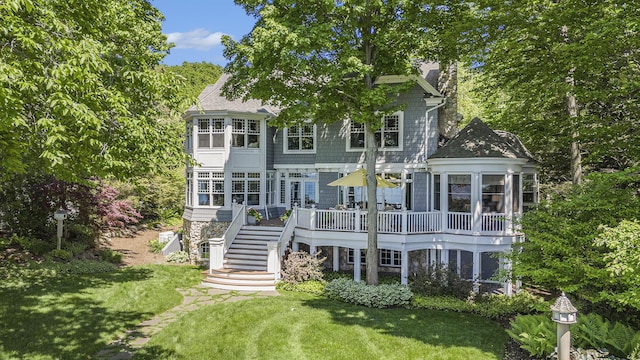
{"left": 551, "top": 292, "right": 578, "bottom": 360}
{"left": 53, "top": 208, "right": 67, "bottom": 250}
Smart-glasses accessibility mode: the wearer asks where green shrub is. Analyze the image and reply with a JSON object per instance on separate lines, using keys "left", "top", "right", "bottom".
{"left": 409, "top": 263, "right": 473, "bottom": 300}
{"left": 506, "top": 314, "right": 556, "bottom": 358}
{"left": 9, "top": 235, "right": 53, "bottom": 256}
{"left": 325, "top": 278, "right": 413, "bottom": 308}
{"left": 149, "top": 239, "right": 164, "bottom": 254}
{"left": 281, "top": 250, "right": 326, "bottom": 285}
{"left": 574, "top": 313, "right": 640, "bottom": 358}
{"left": 65, "top": 241, "right": 89, "bottom": 257}
{"left": 276, "top": 280, "right": 326, "bottom": 295}
{"left": 166, "top": 251, "right": 189, "bottom": 263}
{"left": 508, "top": 313, "right": 640, "bottom": 359}
{"left": 48, "top": 249, "right": 72, "bottom": 261}
{"left": 98, "top": 249, "right": 123, "bottom": 264}
{"left": 411, "top": 291, "right": 547, "bottom": 321}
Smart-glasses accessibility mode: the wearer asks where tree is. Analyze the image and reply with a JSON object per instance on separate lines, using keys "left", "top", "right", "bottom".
{"left": 166, "top": 62, "right": 223, "bottom": 103}
{"left": 223, "top": 0, "right": 437, "bottom": 285}
{"left": 0, "top": 0, "right": 188, "bottom": 183}
{"left": 513, "top": 167, "right": 640, "bottom": 322}
{"left": 471, "top": 0, "right": 640, "bottom": 182}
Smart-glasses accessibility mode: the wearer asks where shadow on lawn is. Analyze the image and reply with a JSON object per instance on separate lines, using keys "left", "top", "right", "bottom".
{"left": 0, "top": 267, "right": 154, "bottom": 359}
{"left": 300, "top": 296, "right": 507, "bottom": 356}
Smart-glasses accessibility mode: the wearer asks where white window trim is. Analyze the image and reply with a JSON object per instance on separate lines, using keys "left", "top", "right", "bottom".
{"left": 283, "top": 124, "right": 317, "bottom": 154}
{"left": 346, "top": 111, "right": 404, "bottom": 152}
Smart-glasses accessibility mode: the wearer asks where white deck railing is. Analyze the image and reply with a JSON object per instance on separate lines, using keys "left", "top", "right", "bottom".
{"left": 295, "top": 208, "right": 513, "bottom": 235}
{"left": 209, "top": 202, "right": 246, "bottom": 270}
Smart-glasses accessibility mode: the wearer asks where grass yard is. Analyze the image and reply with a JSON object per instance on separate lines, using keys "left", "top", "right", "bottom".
{"left": 0, "top": 264, "right": 202, "bottom": 359}
{"left": 135, "top": 291, "right": 508, "bottom": 360}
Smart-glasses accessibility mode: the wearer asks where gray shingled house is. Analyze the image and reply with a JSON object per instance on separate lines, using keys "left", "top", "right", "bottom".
{"left": 182, "top": 65, "right": 538, "bottom": 292}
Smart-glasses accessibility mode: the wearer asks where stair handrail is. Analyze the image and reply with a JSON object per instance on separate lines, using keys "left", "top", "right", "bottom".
{"left": 269, "top": 210, "right": 298, "bottom": 280}
{"left": 208, "top": 203, "right": 246, "bottom": 271}
{"left": 224, "top": 203, "right": 246, "bottom": 252}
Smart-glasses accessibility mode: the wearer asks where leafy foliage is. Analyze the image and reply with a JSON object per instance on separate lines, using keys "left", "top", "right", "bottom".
{"left": 0, "top": 0, "right": 188, "bottom": 183}
{"left": 281, "top": 250, "right": 326, "bottom": 285}
{"left": 595, "top": 220, "right": 640, "bottom": 311}
{"left": 276, "top": 279, "right": 326, "bottom": 295}
{"left": 506, "top": 315, "right": 556, "bottom": 358}
{"left": 148, "top": 239, "right": 164, "bottom": 254}
{"left": 325, "top": 278, "right": 413, "bottom": 308}
{"left": 467, "top": 0, "right": 640, "bottom": 181}
{"left": 166, "top": 61, "right": 223, "bottom": 102}
{"left": 0, "top": 174, "right": 141, "bottom": 245}
{"left": 509, "top": 313, "right": 640, "bottom": 358}
{"left": 409, "top": 263, "right": 473, "bottom": 300}
{"left": 513, "top": 168, "right": 640, "bottom": 322}
{"left": 166, "top": 251, "right": 190, "bottom": 263}
{"left": 411, "top": 291, "right": 548, "bottom": 321}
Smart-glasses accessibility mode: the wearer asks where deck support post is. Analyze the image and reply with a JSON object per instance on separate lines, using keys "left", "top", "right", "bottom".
{"left": 333, "top": 246, "right": 339, "bottom": 271}
{"left": 472, "top": 251, "right": 481, "bottom": 292}
{"left": 401, "top": 250, "right": 408, "bottom": 285}
{"left": 353, "top": 248, "right": 362, "bottom": 282}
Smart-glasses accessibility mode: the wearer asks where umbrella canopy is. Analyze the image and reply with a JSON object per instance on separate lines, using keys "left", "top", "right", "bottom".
{"left": 327, "top": 168, "right": 397, "bottom": 188}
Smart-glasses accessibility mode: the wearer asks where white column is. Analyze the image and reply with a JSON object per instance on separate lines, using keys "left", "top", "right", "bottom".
{"left": 503, "top": 254, "right": 513, "bottom": 296}
{"left": 401, "top": 250, "right": 408, "bottom": 285}
{"left": 504, "top": 173, "right": 513, "bottom": 233}
{"left": 333, "top": 246, "right": 339, "bottom": 271}
{"left": 472, "top": 251, "right": 481, "bottom": 292}
{"left": 310, "top": 244, "right": 317, "bottom": 255}
{"left": 353, "top": 249, "right": 361, "bottom": 282}
{"left": 441, "top": 248, "right": 449, "bottom": 266}
{"left": 209, "top": 238, "right": 224, "bottom": 270}
{"left": 441, "top": 173, "right": 448, "bottom": 231}
{"left": 292, "top": 241, "right": 299, "bottom": 252}
{"left": 472, "top": 172, "right": 482, "bottom": 233}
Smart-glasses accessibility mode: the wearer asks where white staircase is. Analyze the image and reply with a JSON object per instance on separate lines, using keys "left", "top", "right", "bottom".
{"left": 202, "top": 226, "right": 284, "bottom": 291}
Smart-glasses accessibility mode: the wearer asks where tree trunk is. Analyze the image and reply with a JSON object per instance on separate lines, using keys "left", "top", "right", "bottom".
{"left": 365, "top": 124, "right": 379, "bottom": 285}
{"left": 562, "top": 25, "right": 583, "bottom": 185}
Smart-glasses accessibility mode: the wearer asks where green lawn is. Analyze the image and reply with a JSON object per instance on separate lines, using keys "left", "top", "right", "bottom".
{"left": 135, "top": 291, "right": 508, "bottom": 360}
{"left": 0, "top": 264, "right": 508, "bottom": 359}
{"left": 0, "top": 264, "right": 202, "bottom": 359}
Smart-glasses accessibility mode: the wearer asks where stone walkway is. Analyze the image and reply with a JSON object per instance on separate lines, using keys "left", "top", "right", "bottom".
{"left": 96, "top": 285, "right": 279, "bottom": 360}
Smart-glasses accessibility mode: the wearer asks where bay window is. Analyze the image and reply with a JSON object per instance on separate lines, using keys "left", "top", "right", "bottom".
{"left": 232, "top": 118, "right": 260, "bottom": 148}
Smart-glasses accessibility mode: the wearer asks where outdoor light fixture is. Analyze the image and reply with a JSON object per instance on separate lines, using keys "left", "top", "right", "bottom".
{"left": 54, "top": 208, "right": 67, "bottom": 250}
{"left": 551, "top": 292, "right": 578, "bottom": 360}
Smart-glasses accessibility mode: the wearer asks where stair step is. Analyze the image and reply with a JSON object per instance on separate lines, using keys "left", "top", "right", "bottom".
{"left": 224, "top": 263, "right": 268, "bottom": 271}
{"left": 227, "top": 248, "right": 268, "bottom": 255}
{"left": 225, "top": 253, "right": 266, "bottom": 261}
{"left": 205, "top": 269, "right": 275, "bottom": 280}
{"left": 241, "top": 226, "right": 284, "bottom": 232}
{"left": 225, "top": 258, "right": 267, "bottom": 266}
{"left": 235, "top": 235, "right": 279, "bottom": 242}
{"left": 201, "top": 279, "right": 275, "bottom": 291}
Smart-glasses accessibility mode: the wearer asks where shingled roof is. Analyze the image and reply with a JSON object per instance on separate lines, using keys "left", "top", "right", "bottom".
{"left": 429, "top": 117, "right": 536, "bottom": 162}
{"left": 187, "top": 74, "right": 279, "bottom": 115}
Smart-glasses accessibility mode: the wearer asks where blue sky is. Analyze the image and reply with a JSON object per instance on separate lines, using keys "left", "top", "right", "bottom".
{"left": 152, "top": 0, "right": 256, "bottom": 66}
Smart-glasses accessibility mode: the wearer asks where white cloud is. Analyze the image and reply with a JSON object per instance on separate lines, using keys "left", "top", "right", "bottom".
{"left": 166, "top": 29, "right": 227, "bottom": 50}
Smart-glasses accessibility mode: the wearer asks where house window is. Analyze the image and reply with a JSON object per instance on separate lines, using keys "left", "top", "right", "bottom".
{"left": 231, "top": 172, "right": 260, "bottom": 206}
{"left": 522, "top": 173, "right": 538, "bottom": 212}
{"left": 186, "top": 122, "right": 193, "bottom": 151}
{"left": 199, "top": 242, "right": 209, "bottom": 259}
{"left": 482, "top": 175, "right": 505, "bottom": 213}
{"left": 266, "top": 172, "right": 276, "bottom": 205}
{"left": 232, "top": 119, "right": 260, "bottom": 148}
{"left": 285, "top": 124, "right": 315, "bottom": 152}
{"left": 448, "top": 175, "right": 471, "bottom": 212}
{"left": 348, "top": 112, "right": 402, "bottom": 150}
{"left": 197, "top": 172, "right": 224, "bottom": 207}
{"left": 186, "top": 171, "right": 193, "bottom": 206}
{"left": 347, "top": 248, "right": 366, "bottom": 264}
{"left": 379, "top": 249, "right": 401, "bottom": 267}
{"left": 198, "top": 118, "right": 224, "bottom": 148}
